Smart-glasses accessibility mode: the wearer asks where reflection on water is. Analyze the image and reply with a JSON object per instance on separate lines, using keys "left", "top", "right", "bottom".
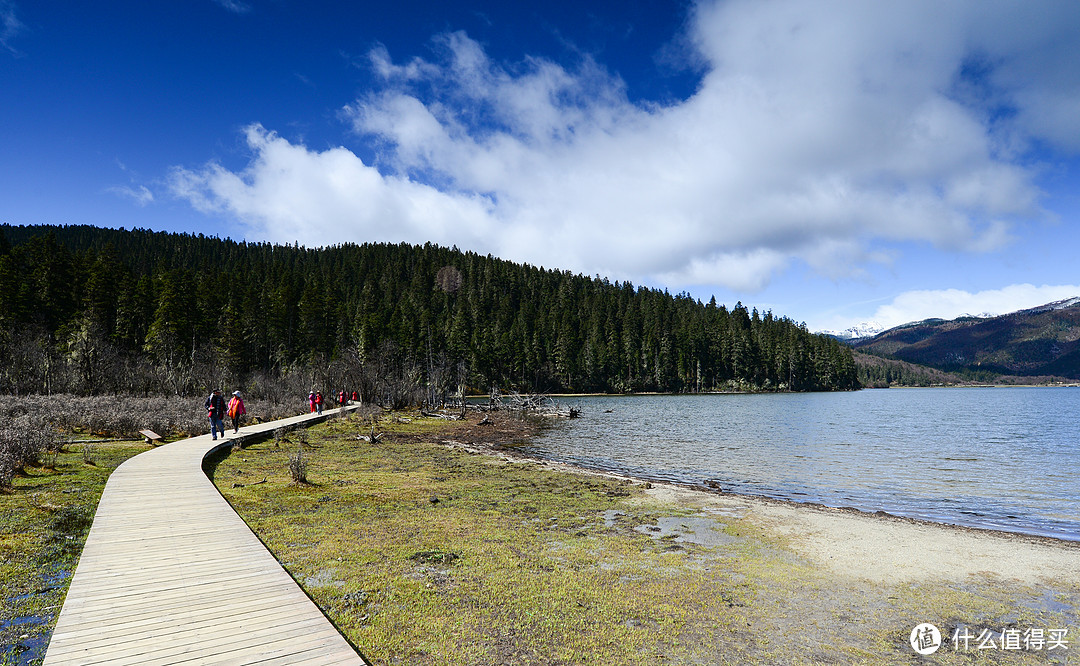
{"left": 528, "top": 388, "right": 1080, "bottom": 540}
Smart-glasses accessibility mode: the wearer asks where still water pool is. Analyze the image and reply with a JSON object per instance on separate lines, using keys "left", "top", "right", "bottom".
{"left": 528, "top": 387, "right": 1080, "bottom": 540}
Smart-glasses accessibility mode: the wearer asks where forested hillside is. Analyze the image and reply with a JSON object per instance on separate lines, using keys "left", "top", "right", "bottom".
{"left": 0, "top": 224, "right": 858, "bottom": 399}
{"left": 853, "top": 351, "right": 965, "bottom": 387}
{"left": 853, "top": 299, "right": 1080, "bottom": 380}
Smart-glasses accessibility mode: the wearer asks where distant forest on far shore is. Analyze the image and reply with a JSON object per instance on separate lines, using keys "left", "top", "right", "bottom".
{"left": 0, "top": 224, "right": 859, "bottom": 402}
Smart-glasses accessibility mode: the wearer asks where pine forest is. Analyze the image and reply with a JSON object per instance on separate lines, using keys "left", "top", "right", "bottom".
{"left": 0, "top": 224, "right": 859, "bottom": 401}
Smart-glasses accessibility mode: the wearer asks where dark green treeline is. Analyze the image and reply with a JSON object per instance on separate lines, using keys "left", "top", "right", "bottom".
{"left": 0, "top": 224, "right": 858, "bottom": 396}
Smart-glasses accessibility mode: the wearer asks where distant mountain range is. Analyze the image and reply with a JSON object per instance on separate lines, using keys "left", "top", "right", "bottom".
{"left": 821, "top": 322, "right": 886, "bottom": 341}
{"left": 848, "top": 297, "right": 1080, "bottom": 380}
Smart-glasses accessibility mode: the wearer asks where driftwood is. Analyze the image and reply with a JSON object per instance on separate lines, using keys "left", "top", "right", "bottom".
{"left": 356, "top": 423, "right": 384, "bottom": 443}
{"left": 421, "top": 390, "right": 581, "bottom": 419}
{"left": 485, "top": 390, "right": 580, "bottom": 418}
{"left": 420, "top": 409, "right": 463, "bottom": 420}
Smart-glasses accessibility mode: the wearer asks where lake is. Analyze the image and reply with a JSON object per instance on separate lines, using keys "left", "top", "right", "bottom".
{"left": 526, "top": 387, "right": 1080, "bottom": 541}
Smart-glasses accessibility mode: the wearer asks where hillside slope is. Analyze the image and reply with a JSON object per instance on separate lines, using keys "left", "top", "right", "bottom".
{"left": 0, "top": 224, "right": 858, "bottom": 396}
{"left": 853, "top": 299, "right": 1080, "bottom": 379}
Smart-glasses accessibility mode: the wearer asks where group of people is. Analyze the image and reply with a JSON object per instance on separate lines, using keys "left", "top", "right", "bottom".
{"left": 205, "top": 386, "right": 360, "bottom": 439}
{"left": 307, "top": 389, "right": 360, "bottom": 414}
{"left": 204, "top": 389, "right": 246, "bottom": 440}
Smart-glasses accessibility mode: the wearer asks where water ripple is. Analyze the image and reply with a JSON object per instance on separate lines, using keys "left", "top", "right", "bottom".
{"left": 534, "top": 388, "right": 1080, "bottom": 541}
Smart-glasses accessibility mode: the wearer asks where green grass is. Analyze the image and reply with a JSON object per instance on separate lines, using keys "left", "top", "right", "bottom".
{"left": 213, "top": 412, "right": 1079, "bottom": 665}
{"left": 1, "top": 439, "right": 147, "bottom": 665}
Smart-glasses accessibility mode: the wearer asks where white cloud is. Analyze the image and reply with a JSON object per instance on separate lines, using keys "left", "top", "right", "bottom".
{"left": 171, "top": 0, "right": 1080, "bottom": 292}
{"left": 211, "top": 0, "right": 251, "bottom": 14}
{"left": 168, "top": 124, "right": 496, "bottom": 248}
{"left": 1, "top": 0, "right": 25, "bottom": 56}
{"left": 872, "top": 284, "right": 1080, "bottom": 329}
{"left": 658, "top": 249, "right": 789, "bottom": 293}
{"left": 107, "top": 184, "right": 154, "bottom": 207}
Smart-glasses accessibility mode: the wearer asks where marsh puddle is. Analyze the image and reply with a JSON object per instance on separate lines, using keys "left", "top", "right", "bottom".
{"left": 1, "top": 615, "right": 50, "bottom": 666}
{"left": 635, "top": 516, "right": 736, "bottom": 547}
{"left": 3, "top": 569, "right": 69, "bottom": 665}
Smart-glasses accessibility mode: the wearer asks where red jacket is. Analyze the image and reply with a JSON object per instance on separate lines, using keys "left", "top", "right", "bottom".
{"left": 228, "top": 397, "right": 246, "bottom": 419}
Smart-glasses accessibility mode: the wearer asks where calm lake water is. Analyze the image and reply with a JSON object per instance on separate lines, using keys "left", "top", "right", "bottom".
{"left": 526, "top": 388, "right": 1080, "bottom": 541}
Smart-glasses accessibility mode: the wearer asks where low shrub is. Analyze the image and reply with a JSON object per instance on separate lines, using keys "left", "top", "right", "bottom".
{"left": 288, "top": 446, "right": 307, "bottom": 484}
{"left": 0, "top": 414, "right": 55, "bottom": 489}
{"left": 0, "top": 393, "right": 306, "bottom": 440}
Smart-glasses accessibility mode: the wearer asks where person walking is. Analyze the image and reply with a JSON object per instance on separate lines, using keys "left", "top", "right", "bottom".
{"left": 205, "top": 389, "right": 226, "bottom": 440}
{"left": 315, "top": 390, "right": 324, "bottom": 414}
{"left": 227, "top": 391, "right": 247, "bottom": 433}
{"left": 308, "top": 391, "right": 316, "bottom": 413}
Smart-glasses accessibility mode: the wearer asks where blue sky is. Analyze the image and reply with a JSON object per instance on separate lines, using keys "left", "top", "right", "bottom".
{"left": 3, "top": 0, "right": 1080, "bottom": 333}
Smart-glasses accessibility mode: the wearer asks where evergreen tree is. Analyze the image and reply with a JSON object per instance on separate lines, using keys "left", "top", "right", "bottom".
{"left": 0, "top": 223, "right": 861, "bottom": 396}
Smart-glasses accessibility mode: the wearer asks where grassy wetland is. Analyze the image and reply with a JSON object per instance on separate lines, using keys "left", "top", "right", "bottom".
{"left": 1, "top": 438, "right": 146, "bottom": 665}
{"left": 212, "top": 411, "right": 1079, "bottom": 665}
{"left": 0, "top": 393, "right": 302, "bottom": 665}
{"left": 2, "top": 399, "right": 1076, "bottom": 664}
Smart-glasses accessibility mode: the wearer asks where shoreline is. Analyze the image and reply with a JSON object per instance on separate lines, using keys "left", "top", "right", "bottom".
{"left": 212, "top": 410, "right": 1080, "bottom": 663}
{"left": 516, "top": 382, "right": 1080, "bottom": 399}
{"left": 482, "top": 391, "right": 1080, "bottom": 548}
{"left": 446, "top": 431, "right": 1080, "bottom": 588}
{"left": 471, "top": 436, "right": 1080, "bottom": 543}
{"left": 536, "top": 456, "right": 1080, "bottom": 587}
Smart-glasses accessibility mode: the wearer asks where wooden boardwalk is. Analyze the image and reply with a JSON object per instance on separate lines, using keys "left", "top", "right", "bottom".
{"left": 44, "top": 407, "right": 368, "bottom": 666}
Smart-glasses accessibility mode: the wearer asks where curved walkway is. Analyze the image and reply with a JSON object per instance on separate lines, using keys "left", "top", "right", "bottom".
{"left": 44, "top": 407, "right": 367, "bottom": 665}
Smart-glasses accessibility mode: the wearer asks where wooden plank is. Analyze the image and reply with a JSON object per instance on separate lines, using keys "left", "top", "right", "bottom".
{"left": 44, "top": 406, "right": 367, "bottom": 665}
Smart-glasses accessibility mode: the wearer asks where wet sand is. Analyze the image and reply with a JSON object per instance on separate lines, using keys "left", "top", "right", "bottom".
{"left": 448, "top": 412, "right": 1080, "bottom": 590}
{"left": 641, "top": 482, "right": 1080, "bottom": 587}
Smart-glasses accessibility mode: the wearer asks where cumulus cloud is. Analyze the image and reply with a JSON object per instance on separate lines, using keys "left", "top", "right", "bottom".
{"left": 871, "top": 284, "right": 1080, "bottom": 329}
{"left": 168, "top": 125, "right": 496, "bottom": 248}
{"left": 171, "top": 0, "right": 1080, "bottom": 291}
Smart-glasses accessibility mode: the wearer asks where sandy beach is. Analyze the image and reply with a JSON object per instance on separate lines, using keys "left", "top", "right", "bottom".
{"left": 641, "top": 482, "right": 1080, "bottom": 587}
{"left": 457, "top": 410, "right": 1080, "bottom": 593}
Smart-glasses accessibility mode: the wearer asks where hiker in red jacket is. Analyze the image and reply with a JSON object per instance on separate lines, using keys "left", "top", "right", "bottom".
{"left": 227, "top": 391, "right": 246, "bottom": 433}
{"left": 314, "top": 390, "right": 324, "bottom": 414}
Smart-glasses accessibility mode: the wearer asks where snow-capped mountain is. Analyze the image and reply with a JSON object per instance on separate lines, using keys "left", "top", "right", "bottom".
{"left": 821, "top": 322, "right": 886, "bottom": 341}
{"left": 852, "top": 296, "right": 1080, "bottom": 379}
{"left": 1014, "top": 296, "right": 1080, "bottom": 315}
